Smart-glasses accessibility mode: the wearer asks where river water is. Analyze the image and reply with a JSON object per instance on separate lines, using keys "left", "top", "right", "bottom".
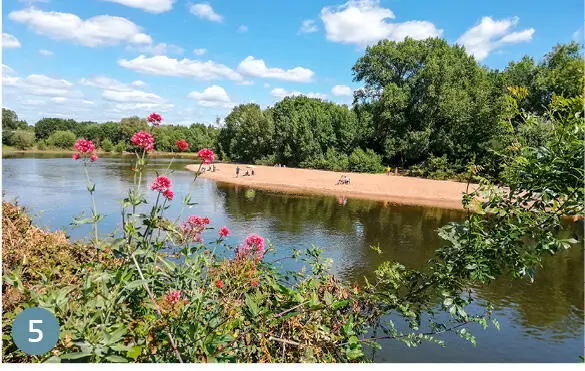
{"left": 2, "top": 153, "right": 583, "bottom": 362}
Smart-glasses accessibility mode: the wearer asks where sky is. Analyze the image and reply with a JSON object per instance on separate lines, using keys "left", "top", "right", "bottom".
{"left": 1, "top": 0, "right": 583, "bottom": 126}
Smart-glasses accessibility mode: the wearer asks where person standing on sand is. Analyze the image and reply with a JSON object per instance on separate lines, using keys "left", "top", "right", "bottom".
{"left": 236, "top": 166, "right": 240, "bottom": 177}
{"left": 386, "top": 165, "right": 391, "bottom": 176}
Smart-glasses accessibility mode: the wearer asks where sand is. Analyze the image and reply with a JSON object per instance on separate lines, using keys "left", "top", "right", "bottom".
{"left": 186, "top": 163, "right": 477, "bottom": 210}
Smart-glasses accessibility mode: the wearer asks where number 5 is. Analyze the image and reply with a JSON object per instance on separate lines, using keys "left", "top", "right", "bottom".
{"left": 29, "top": 320, "right": 43, "bottom": 343}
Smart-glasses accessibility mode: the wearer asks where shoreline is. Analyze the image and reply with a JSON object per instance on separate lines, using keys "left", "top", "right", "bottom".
{"left": 186, "top": 163, "right": 475, "bottom": 210}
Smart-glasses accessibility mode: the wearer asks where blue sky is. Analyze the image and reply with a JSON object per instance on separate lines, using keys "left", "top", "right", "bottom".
{"left": 2, "top": 0, "right": 583, "bottom": 125}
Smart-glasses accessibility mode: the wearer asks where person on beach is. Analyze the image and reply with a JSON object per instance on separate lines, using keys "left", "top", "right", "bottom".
{"left": 236, "top": 166, "right": 240, "bottom": 177}
{"left": 386, "top": 165, "right": 391, "bottom": 176}
{"left": 252, "top": 170, "right": 255, "bottom": 176}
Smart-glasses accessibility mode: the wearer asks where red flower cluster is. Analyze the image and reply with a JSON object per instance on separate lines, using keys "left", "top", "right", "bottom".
{"left": 251, "top": 280, "right": 259, "bottom": 288}
{"left": 181, "top": 215, "right": 210, "bottom": 242}
{"left": 72, "top": 139, "right": 98, "bottom": 162}
{"left": 166, "top": 290, "right": 181, "bottom": 305}
{"left": 197, "top": 148, "right": 215, "bottom": 164}
{"left": 131, "top": 131, "right": 155, "bottom": 152}
{"left": 237, "top": 234, "right": 266, "bottom": 260}
{"left": 176, "top": 139, "right": 188, "bottom": 152}
{"left": 150, "top": 175, "right": 174, "bottom": 201}
{"left": 147, "top": 112, "right": 163, "bottom": 126}
{"left": 215, "top": 280, "right": 224, "bottom": 289}
{"left": 218, "top": 226, "right": 230, "bottom": 238}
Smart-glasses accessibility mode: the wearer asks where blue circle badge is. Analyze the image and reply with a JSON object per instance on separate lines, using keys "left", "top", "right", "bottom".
{"left": 12, "top": 307, "right": 60, "bottom": 355}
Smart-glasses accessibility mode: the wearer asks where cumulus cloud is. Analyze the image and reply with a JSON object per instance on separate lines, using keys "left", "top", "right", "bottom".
{"left": 103, "top": 0, "right": 175, "bottom": 13}
{"left": 271, "top": 88, "right": 326, "bottom": 100}
{"left": 80, "top": 76, "right": 146, "bottom": 92}
{"left": 3, "top": 33, "right": 21, "bottom": 49}
{"left": 331, "top": 84, "right": 352, "bottom": 97}
{"left": 299, "top": 19, "right": 318, "bottom": 34}
{"left": 127, "top": 42, "right": 184, "bottom": 56}
{"left": 320, "top": 0, "right": 442, "bottom": 47}
{"left": 8, "top": 8, "right": 152, "bottom": 47}
{"left": 119, "top": 55, "right": 243, "bottom": 81}
{"left": 237, "top": 56, "right": 314, "bottom": 82}
{"left": 457, "top": 16, "right": 534, "bottom": 61}
{"left": 3, "top": 71, "right": 82, "bottom": 98}
{"left": 102, "top": 89, "right": 165, "bottom": 103}
{"left": 112, "top": 102, "right": 174, "bottom": 112}
{"left": 190, "top": 3, "right": 223, "bottom": 23}
{"left": 193, "top": 48, "right": 206, "bottom": 55}
{"left": 188, "top": 85, "right": 233, "bottom": 108}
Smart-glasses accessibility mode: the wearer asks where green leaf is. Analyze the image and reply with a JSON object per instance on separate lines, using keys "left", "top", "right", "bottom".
{"left": 105, "top": 355, "right": 129, "bottom": 363}
{"left": 126, "top": 345, "right": 143, "bottom": 361}
{"left": 61, "top": 352, "right": 91, "bottom": 360}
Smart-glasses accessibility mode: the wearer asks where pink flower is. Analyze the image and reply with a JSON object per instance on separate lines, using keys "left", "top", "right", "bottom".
{"left": 72, "top": 153, "right": 80, "bottom": 160}
{"left": 90, "top": 153, "right": 98, "bottom": 162}
{"left": 218, "top": 226, "right": 230, "bottom": 238}
{"left": 251, "top": 280, "right": 259, "bottom": 288}
{"left": 237, "top": 234, "right": 266, "bottom": 260}
{"left": 74, "top": 139, "right": 95, "bottom": 154}
{"left": 197, "top": 148, "right": 215, "bottom": 164}
{"left": 151, "top": 175, "right": 172, "bottom": 193}
{"left": 147, "top": 112, "right": 163, "bottom": 126}
{"left": 163, "top": 189, "right": 174, "bottom": 201}
{"left": 176, "top": 139, "right": 188, "bottom": 152}
{"left": 215, "top": 280, "right": 224, "bottom": 289}
{"left": 181, "top": 216, "right": 210, "bottom": 242}
{"left": 131, "top": 131, "right": 155, "bottom": 152}
{"left": 166, "top": 290, "right": 181, "bottom": 305}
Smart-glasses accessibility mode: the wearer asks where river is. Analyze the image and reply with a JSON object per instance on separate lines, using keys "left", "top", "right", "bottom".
{"left": 2, "top": 153, "right": 583, "bottom": 362}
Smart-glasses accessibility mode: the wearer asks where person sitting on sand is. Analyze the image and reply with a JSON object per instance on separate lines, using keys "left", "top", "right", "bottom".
{"left": 243, "top": 170, "right": 250, "bottom": 176}
{"left": 252, "top": 170, "right": 255, "bottom": 176}
{"left": 336, "top": 175, "right": 347, "bottom": 185}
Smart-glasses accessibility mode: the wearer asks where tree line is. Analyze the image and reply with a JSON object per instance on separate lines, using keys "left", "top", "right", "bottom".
{"left": 3, "top": 39, "right": 582, "bottom": 181}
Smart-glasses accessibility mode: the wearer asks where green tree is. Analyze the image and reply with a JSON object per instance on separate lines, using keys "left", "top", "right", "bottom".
{"left": 9, "top": 130, "right": 35, "bottom": 149}
{"left": 47, "top": 130, "right": 76, "bottom": 149}
{"left": 101, "top": 138, "right": 114, "bottom": 152}
{"left": 348, "top": 147, "right": 384, "bottom": 173}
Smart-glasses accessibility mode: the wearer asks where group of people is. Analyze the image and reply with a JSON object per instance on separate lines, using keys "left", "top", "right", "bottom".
{"left": 199, "top": 164, "right": 216, "bottom": 174}
{"left": 336, "top": 175, "right": 351, "bottom": 185}
{"left": 235, "top": 166, "right": 255, "bottom": 177}
{"left": 274, "top": 164, "right": 286, "bottom": 168}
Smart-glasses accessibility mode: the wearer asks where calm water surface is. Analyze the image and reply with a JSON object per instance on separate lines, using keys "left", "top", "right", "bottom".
{"left": 2, "top": 154, "right": 583, "bottom": 362}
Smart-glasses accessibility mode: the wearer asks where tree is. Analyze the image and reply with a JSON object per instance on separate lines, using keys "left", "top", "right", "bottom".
{"left": 101, "top": 138, "right": 114, "bottom": 152}
{"left": 222, "top": 104, "right": 274, "bottom": 163}
{"left": 47, "top": 130, "right": 76, "bottom": 149}
{"left": 7, "top": 129, "right": 35, "bottom": 149}
{"left": 120, "top": 116, "right": 148, "bottom": 141}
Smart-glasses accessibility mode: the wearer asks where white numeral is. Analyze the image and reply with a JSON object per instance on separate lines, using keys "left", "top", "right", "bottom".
{"left": 29, "top": 320, "right": 43, "bottom": 343}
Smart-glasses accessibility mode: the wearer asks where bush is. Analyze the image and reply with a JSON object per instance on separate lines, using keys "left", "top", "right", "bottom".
{"left": 425, "top": 155, "right": 455, "bottom": 180}
{"left": 101, "top": 138, "right": 114, "bottom": 152}
{"left": 114, "top": 141, "right": 126, "bottom": 153}
{"left": 255, "top": 154, "right": 276, "bottom": 166}
{"left": 9, "top": 130, "right": 35, "bottom": 149}
{"left": 348, "top": 148, "right": 384, "bottom": 173}
{"left": 36, "top": 140, "right": 47, "bottom": 151}
{"left": 47, "top": 130, "right": 76, "bottom": 149}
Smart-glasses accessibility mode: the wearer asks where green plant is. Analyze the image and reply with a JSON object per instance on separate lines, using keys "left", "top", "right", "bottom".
{"left": 114, "top": 141, "right": 126, "bottom": 153}
{"left": 10, "top": 130, "right": 36, "bottom": 150}
{"left": 36, "top": 140, "right": 47, "bottom": 150}
{"left": 348, "top": 148, "right": 384, "bottom": 173}
{"left": 101, "top": 138, "right": 114, "bottom": 152}
{"left": 47, "top": 130, "right": 76, "bottom": 149}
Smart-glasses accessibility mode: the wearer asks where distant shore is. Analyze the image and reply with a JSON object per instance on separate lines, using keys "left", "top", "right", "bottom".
{"left": 1, "top": 146, "right": 203, "bottom": 159}
{"left": 186, "top": 163, "right": 475, "bottom": 210}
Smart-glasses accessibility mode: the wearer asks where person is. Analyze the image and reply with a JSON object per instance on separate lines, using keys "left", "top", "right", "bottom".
{"left": 336, "top": 175, "right": 347, "bottom": 185}
{"left": 236, "top": 166, "right": 240, "bottom": 177}
{"left": 386, "top": 165, "right": 391, "bottom": 176}
{"left": 251, "top": 170, "right": 255, "bottom": 176}
{"left": 243, "top": 170, "right": 250, "bottom": 176}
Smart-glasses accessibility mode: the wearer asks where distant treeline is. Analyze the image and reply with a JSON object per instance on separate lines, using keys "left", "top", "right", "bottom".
{"left": 3, "top": 38, "right": 582, "bottom": 180}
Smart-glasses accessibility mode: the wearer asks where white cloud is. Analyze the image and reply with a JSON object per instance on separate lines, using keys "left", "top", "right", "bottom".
{"left": 299, "top": 19, "right": 318, "bottom": 34}
{"left": 237, "top": 56, "right": 314, "bottom": 82}
{"left": 39, "top": 49, "right": 54, "bottom": 56}
{"left": 238, "top": 25, "right": 249, "bottom": 33}
{"left": 103, "top": 0, "right": 175, "bottom": 13}
{"left": 102, "top": 89, "right": 165, "bottom": 103}
{"left": 3, "top": 33, "right": 21, "bottom": 49}
{"left": 188, "top": 85, "right": 233, "bottom": 108}
{"left": 193, "top": 48, "right": 206, "bottom": 55}
{"left": 320, "top": 0, "right": 442, "bottom": 47}
{"left": 119, "top": 55, "right": 243, "bottom": 81}
{"left": 3, "top": 64, "right": 16, "bottom": 77}
{"left": 271, "top": 88, "right": 326, "bottom": 100}
{"left": 127, "top": 42, "right": 184, "bottom": 55}
{"left": 263, "top": 83, "right": 270, "bottom": 88}
{"left": 3, "top": 71, "right": 82, "bottom": 98}
{"left": 9, "top": 8, "right": 152, "bottom": 47}
{"left": 112, "top": 102, "right": 174, "bottom": 112}
{"left": 190, "top": 3, "right": 223, "bottom": 23}
{"left": 457, "top": 17, "right": 534, "bottom": 60}
{"left": 80, "top": 76, "right": 146, "bottom": 92}
{"left": 331, "top": 84, "right": 352, "bottom": 96}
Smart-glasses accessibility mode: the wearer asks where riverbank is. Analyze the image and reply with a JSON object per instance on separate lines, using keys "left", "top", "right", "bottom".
{"left": 1, "top": 146, "right": 203, "bottom": 159}
{"left": 186, "top": 163, "right": 475, "bottom": 210}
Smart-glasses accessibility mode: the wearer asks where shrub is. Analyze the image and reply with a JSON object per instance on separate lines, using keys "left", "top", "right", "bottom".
{"left": 425, "top": 155, "right": 455, "bottom": 180}
{"left": 101, "top": 138, "right": 114, "bottom": 152}
{"left": 36, "top": 139, "right": 47, "bottom": 151}
{"left": 255, "top": 154, "right": 276, "bottom": 166}
{"left": 114, "top": 141, "right": 126, "bottom": 153}
{"left": 10, "top": 130, "right": 35, "bottom": 149}
{"left": 348, "top": 148, "right": 384, "bottom": 173}
{"left": 47, "top": 130, "right": 76, "bottom": 149}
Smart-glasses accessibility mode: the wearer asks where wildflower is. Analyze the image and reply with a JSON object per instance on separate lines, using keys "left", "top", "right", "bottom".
{"left": 183, "top": 299, "right": 189, "bottom": 305}
{"left": 176, "top": 139, "right": 188, "bottom": 152}
{"left": 180, "top": 216, "right": 210, "bottom": 242}
{"left": 147, "top": 112, "right": 163, "bottom": 126}
{"left": 131, "top": 131, "right": 155, "bottom": 152}
{"left": 218, "top": 226, "right": 230, "bottom": 238}
{"left": 90, "top": 153, "right": 98, "bottom": 162}
{"left": 215, "top": 280, "right": 224, "bottom": 289}
{"left": 244, "top": 234, "right": 265, "bottom": 255}
{"left": 166, "top": 290, "right": 181, "bottom": 305}
{"left": 197, "top": 148, "right": 215, "bottom": 164}
{"left": 74, "top": 139, "right": 95, "bottom": 154}
{"left": 151, "top": 176, "right": 172, "bottom": 193}
{"left": 72, "top": 153, "right": 80, "bottom": 160}
{"left": 251, "top": 280, "right": 259, "bottom": 288}
{"left": 163, "top": 189, "right": 174, "bottom": 201}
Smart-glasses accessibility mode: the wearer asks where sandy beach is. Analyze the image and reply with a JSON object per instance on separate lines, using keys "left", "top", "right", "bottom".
{"left": 186, "top": 163, "right": 475, "bottom": 210}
